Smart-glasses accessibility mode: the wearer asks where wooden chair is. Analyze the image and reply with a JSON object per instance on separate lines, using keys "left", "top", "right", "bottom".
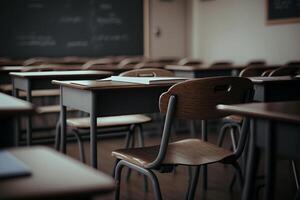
{"left": 81, "top": 58, "right": 116, "bottom": 70}
{"left": 23, "top": 57, "right": 50, "bottom": 66}
{"left": 269, "top": 65, "right": 300, "bottom": 77}
{"left": 239, "top": 65, "right": 268, "bottom": 77}
{"left": 286, "top": 60, "right": 300, "bottom": 67}
{"left": 65, "top": 68, "right": 174, "bottom": 163}
{"left": 245, "top": 60, "right": 266, "bottom": 67}
{"left": 134, "top": 62, "right": 164, "bottom": 69}
{"left": 112, "top": 77, "right": 253, "bottom": 200}
{"left": 151, "top": 57, "right": 179, "bottom": 65}
{"left": 177, "top": 58, "right": 202, "bottom": 66}
{"left": 209, "top": 61, "right": 233, "bottom": 68}
{"left": 118, "top": 56, "right": 146, "bottom": 68}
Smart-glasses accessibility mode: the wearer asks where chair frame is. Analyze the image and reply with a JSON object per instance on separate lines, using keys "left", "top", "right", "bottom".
{"left": 113, "top": 77, "right": 253, "bottom": 200}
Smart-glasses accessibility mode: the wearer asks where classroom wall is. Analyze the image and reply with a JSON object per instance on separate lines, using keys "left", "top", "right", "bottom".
{"left": 148, "top": 0, "right": 187, "bottom": 58}
{"left": 190, "top": 0, "right": 300, "bottom": 65}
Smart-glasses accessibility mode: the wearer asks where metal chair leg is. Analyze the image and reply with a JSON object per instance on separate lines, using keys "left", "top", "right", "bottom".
{"left": 114, "top": 160, "right": 124, "bottom": 200}
{"left": 292, "top": 160, "right": 300, "bottom": 190}
{"left": 115, "top": 160, "right": 162, "bottom": 200}
{"left": 187, "top": 166, "right": 200, "bottom": 200}
{"left": 72, "top": 130, "right": 86, "bottom": 163}
{"left": 54, "top": 121, "right": 61, "bottom": 150}
{"left": 137, "top": 124, "right": 148, "bottom": 192}
{"left": 217, "top": 124, "right": 229, "bottom": 147}
{"left": 232, "top": 161, "right": 243, "bottom": 191}
{"left": 126, "top": 125, "right": 135, "bottom": 182}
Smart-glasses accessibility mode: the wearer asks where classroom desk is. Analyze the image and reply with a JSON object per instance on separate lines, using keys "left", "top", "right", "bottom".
{"left": 250, "top": 76, "right": 300, "bottom": 102}
{"left": 218, "top": 101, "right": 300, "bottom": 200}
{"left": 52, "top": 80, "right": 174, "bottom": 168}
{"left": 10, "top": 70, "right": 112, "bottom": 146}
{"left": 0, "top": 146, "right": 115, "bottom": 200}
{"left": 0, "top": 92, "right": 35, "bottom": 147}
{"left": 165, "top": 65, "right": 279, "bottom": 78}
{"left": 165, "top": 65, "right": 245, "bottom": 77}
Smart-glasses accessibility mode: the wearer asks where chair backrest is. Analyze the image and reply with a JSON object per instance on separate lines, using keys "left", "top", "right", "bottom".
{"left": 159, "top": 77, "right": 253, "bottom": 120}
{"left": 210, "top": 61, "right": 233, "bottom": 68}
{"left": 177, "top": 58, "right": 202, "bottom": 66}
{"left": 286, "top": 60, "right": 300, "bottom": 67}
{"left": 269, "top": 66, "right": 300, "bottom": 77}
{"left": 119, "top": 68, "right": 174, "bottom": 77}
{"left": 82, "top": 58, "right": 115, "bottom": 69}
{"left": 23, "top": 57, "right": 49, "bottom": 66}
{"left": 134, "top": 62, "right": 164, "bottom": 69}
{"left": 146, "top": 77, "right": 253, "bottom": 169}
{"left": 239, "top": 65, "right": 276, "bottom": 77}
{"left": 245, "top": 60, "right": 266, "bottom": 67}
{"left": 118, "top": 56, "right": 146, "bottom": 68}
{"left": 152, "top": 57, "right": 178, "bottom": 64}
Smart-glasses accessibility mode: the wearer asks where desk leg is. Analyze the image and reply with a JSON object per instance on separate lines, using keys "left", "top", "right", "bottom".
{"left": 12, "top": 83, "right": 20, "bottom": 146}
{"left": 201, "top": 120, "right": 208, "bottom": 190}
{"left": 264, "top": 121, "right": 275, "bottom": 200}
{"left": 60, "top": 88, "right": 67, "bottom": 154}
{"left": 90, "top": 93, "right": 98, "bottom": 169}
{"left": 26, "top": 82, "right": 32, "bottom": 146}
{"left": 242, "top": 119, "right": 259, "bottom": 200}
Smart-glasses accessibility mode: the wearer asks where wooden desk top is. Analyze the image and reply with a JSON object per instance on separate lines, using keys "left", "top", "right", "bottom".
{"left": 0, "top": 92, "right": 34, "bottom": 117}
{"left": 52, "top": 79, "right": 176, "bottom": 91}
{"left": 249, "top": 76, "right": 299, "bottom": 84}
{"left": 0, "top": 146, "right": 115, "bottom": 199}
{"left": 217, "top": 101, "right": 300, "bottom": 124}
{"left": 165, "top": 65, "right": 245, "bottom": 71}
{"left": 10, "top": 70, "right": 112, "bottom": 79}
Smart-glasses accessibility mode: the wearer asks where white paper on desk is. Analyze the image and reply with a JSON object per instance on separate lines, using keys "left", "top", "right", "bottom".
{"left": 96, "top": 76, "right": 188, "bottom": 84}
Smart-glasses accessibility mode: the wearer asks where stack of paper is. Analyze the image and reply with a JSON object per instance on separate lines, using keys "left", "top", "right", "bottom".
{"left": 97, "top": 76, "right": 188, "bottom": 85}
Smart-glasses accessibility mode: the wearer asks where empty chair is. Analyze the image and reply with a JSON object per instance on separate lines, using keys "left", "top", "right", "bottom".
{"left": 118, "top": 56, "right": 146, "bottom": 68}
{"left": 134, "top": 62, "right": 165, "bottom": 69}
{"left": 151, "top": 57, "right": 179, "bottom": 65}
{"left": 210, "top": 61, "right": 233, "bottom": 68}
{"left": 112, "top": 77, "right": 253, "bottom": 200}
{"left": 286, "top": 60, "right": 300, "bottom": 67}
{"left": 239, "top": 65, "right": 275, "bottom": 77}
{"left": 82, "top": 58, "right": 116, "bottom": 70}
{"left": 64, "top": 68, "right": 174, "bottom": 163}
{"left": 177, "top": 58, "right": 202, "bottom": 66}
{"left": 245, "top": 60, "right": 266, "bottom": 67}
{"left": 23, "top": 57, "right": 50, "bottom": 66}
{"left": 269, "top": 65, "right": 300, "bottom": 77}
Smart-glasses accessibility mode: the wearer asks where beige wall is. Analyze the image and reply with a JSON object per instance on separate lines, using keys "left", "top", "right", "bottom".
{"left": 190, "top": 0, "right": 300, "bottom": 65}
{"left": 148, "top": 0, "right": 187, "bottom": 58}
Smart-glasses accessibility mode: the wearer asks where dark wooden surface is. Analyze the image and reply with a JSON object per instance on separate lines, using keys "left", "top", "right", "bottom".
{"left": 10, "top": 70, "right": 112, "bottom": 78}
{"left": 0, "top": 92, "right": 34, "bottom": 117}
{"left": 217, "top": 101, "right": 300, "bottom": 124}
{"left": 65, "top": 129, "right": 297, "bottom": 200}
{"left": 52, "top": 80, "right": 177, "bottom": 91}
{"left": 0, "top": 146, "right": 115, "bottom": 200}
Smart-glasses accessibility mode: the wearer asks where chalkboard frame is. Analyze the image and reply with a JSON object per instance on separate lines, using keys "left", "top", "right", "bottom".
{"left": 0, "top": 0, "right": 150, "bottom": 59}
{"left": 266, "top": 0, "right": 300, "bottom": 25}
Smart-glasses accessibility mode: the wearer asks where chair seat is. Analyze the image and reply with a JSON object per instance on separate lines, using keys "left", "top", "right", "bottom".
{"left": 224, "top": 115, "right": 242, "bottom": 124}
{"left": 112, "top": 138, "right": 233, "bottom": 168}
{"left": 67, "top": 114, "right": 151, "bottom": 129}
{"left": 37, "top": 105, "right": 75, "bottom": 114}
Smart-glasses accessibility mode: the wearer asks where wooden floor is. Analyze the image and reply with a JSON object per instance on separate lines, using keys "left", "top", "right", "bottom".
{"left": 57, "top": 127, "right": 297, "bottom": 200}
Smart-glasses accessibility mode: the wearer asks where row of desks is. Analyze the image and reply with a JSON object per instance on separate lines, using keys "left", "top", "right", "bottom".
{"left": 0, "top": 92, "right": 115, "bottom": 199}
{"left": 52, "top": 76, "right": 300, "bottom": 168}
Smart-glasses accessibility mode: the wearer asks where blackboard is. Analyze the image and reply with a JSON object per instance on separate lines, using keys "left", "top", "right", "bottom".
{"left": 0, "top": 0, "right": 144, "bottom": 59}
{"left": 266, "top": 0, "right": 300, "bottom": 24}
